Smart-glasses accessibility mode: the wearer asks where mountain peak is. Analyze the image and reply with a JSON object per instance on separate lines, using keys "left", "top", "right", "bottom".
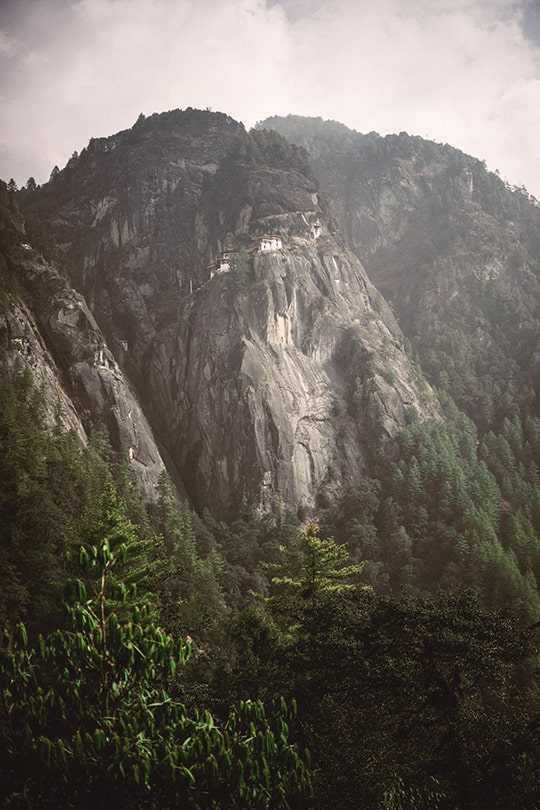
{"left": 19, "top": 110, "right": 435, "bottom": 516}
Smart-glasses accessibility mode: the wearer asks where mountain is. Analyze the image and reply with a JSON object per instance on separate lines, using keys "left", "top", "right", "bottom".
{"left": 258, "top": 115, "right": 540, "bottom": 432}
{"left": 18, "top": 109, "right": 434, "bottom": 518}
{"left": 0, "top": 182, "right": 166, "bottom": 501}
{"left": 4, "top": 111, "right": 540, "bottom": 810}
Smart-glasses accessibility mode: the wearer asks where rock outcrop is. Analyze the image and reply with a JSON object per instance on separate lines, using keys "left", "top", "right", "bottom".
{"left": 0, "top": 187, "right": 166, "bottom": 500}
{"left": 22, "top": 110, "right": 436, "bottom": 517}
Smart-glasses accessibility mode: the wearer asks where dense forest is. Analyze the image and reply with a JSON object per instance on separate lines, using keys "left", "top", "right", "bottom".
{"left": 1, "top": 363, "right": 539, "bottom": 807}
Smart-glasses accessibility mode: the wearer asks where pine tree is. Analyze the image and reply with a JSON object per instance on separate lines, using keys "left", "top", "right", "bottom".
{"left": 269, "top": 523, "right": 365, "bottom": 601}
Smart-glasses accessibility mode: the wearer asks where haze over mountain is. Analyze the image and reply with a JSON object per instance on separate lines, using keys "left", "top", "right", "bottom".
{"left": 260, "top": 114, "right": 540, "bottom": 430}
{"left": 3, "top": 106, "right": 540, "bottom": 808}
{"left": 3, "top": 106, "right": 540, "bottom": 519}
{"left": 2, "top": 0, "right": 540, "bottom": 199}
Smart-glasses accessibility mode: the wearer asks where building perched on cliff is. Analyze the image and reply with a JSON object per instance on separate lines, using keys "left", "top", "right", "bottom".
{"left": 258, "top": 235, "right": 282, "bottom": 252}
{"left": 208, "top": 254, "right": 236, "bottom": 279}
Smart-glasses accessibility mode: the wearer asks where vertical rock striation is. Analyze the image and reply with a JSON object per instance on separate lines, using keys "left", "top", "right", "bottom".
{"left": 0, "top": 187, "right": 166, "bottom": 500}
{"left": 23, "top": 110, "right": 436, "bottom": 516}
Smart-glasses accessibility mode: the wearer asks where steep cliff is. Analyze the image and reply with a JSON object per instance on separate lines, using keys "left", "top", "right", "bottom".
{"left": 0, "top": 182, "right": 166, "bottom": 500}
{"left": 260, "top": 115, "right": 540, "bottom": 431}
{"left": 23, "top": 110, "right": 436, "bottom": 517}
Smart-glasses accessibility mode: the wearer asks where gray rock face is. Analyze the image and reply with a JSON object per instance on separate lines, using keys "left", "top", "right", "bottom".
{"left": 169, "top": 238, "right": 434, "bottom": 515}
{"left": 0, "top": 237, "right": 166, "bottom": 501}
{"left": 25, "top": 109, "right": 436, "bottom": 516}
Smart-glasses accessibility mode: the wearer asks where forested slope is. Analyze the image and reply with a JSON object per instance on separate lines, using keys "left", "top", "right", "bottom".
{"left": 1, "top": 364, "right": 539, "bottom": 808}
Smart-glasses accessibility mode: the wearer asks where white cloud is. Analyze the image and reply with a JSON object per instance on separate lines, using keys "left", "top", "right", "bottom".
{"left": 0, "top": 30, "right": 15, "bottom": 56}
{"left": 276, "top": 0, "right": 540, "bottom": 191}
{"left": 1, "top": 0, "right": 539, "bottom": 197}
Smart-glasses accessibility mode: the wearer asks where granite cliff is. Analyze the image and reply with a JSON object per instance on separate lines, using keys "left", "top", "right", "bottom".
{"left": 0, "top": 184, "right": 166, "bottom": 500}
{"left": 260, "top": 115, "right": 540, "bottom": 431}
{"left": 20, "top": 109, "right": 435, "bottom": 516}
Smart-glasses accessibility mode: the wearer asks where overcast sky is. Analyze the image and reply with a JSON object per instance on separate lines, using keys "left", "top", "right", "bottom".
{"left": 1, "top": 0, "right": 540, "bottom": 196}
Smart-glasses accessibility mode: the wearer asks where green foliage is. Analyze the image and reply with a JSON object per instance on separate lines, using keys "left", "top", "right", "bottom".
{"left": 0, "top": 372, "right": 94, "bottom": 630}
{"left": 224, "top": 586, "right": 539, "bottom": 809}
{"left": 2, "top": 339, "right": 540, "bottom": 809}
{"left": 150, "top": 474, "right": 228, "bottom": 638}
{"left": 232, "top": 248, "right": 250, "bottom": 289}
{"left": 229, "top": 127, "right": 312, "bottom": 178}
{"left": 73, "top": 482, "right": 158, "bottom": 618}
{"left": 324, "top": 399, "right": 540, "bottom": 621}
{"left": 22, "top": 211, "right": 56, "bottom": 259}
{"left": 199, "top": 503, "right": 295, "bottom": 613}
{"left": 268, "top": 522, "right": 365, "bottom": 600}
{"left": 5, "top": 109, "right": 540, "bottom": 806}
{"left": 111, "top": 446, "right": 152, "bottom": 535}
{"left": 0, "top": 504, "right": 314, "bottom": 809}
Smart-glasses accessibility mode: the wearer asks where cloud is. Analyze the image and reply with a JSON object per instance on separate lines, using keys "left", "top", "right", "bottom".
{"left": 1, "top": 0, "right": 539, "bottom": 197}
{"left": 278, "top": 0, "right": 540, "bottom": 190}
{"left": 0, "top": 0, "right": 294, "bottom": 183}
